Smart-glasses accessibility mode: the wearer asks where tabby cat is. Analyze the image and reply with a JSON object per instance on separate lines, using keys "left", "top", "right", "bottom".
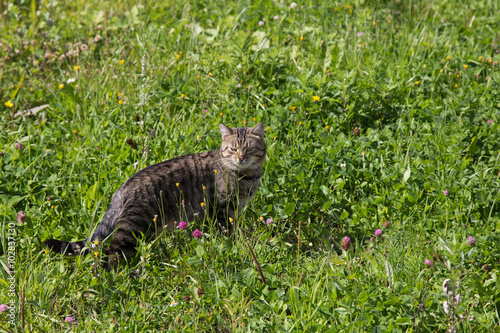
{"left": 45, "top": 122, "right": 266, "bottom": 269}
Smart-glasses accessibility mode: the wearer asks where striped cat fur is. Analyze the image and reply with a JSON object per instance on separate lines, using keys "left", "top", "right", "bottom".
{"left": 45, "top": 122, "right": 266, "bottom": 269}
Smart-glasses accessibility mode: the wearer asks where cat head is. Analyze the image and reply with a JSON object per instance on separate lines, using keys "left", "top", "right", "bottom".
{"left": 219, "top": 122, "right": 266, "bottom": 171}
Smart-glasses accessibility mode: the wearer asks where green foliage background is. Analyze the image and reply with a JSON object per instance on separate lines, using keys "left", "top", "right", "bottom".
{"left": 0, "top": 0, "right": 499, "bottom": 331}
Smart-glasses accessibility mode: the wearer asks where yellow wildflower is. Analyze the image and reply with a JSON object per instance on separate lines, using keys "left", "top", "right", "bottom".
{"left": 59, "top": 84, "right": 64, "bottom": 89}
{"left": 200, "top": 202, "right": 205, "bottom": 207}
{"left": 181, "top": 94, "right": 186, "bottom": 99}
{"left": 416, "top": 81, "right": 420, "bottom": 85}
{"left": 94, "top": 240, "right": 99, "bottom": 246}
{"left": 290, "top": 106, "right": 296, "bottom": 111}
{"left": 446, "top": 56, "right": 451, "bottom": 60}
{"left": 220, "top": 113, "right": 223, "bottom": 117}
{"left": 214, "top": 169, "right": 218, "bottom": 174}
{"left": 118, "top": 100, "right": 123, "bottom": 104}
{"left": 325, "top": 125, "right": 329, "bottom": 130}
{"left": 208, "top": 72, "right": 212, "bottom": 77}
{"left": 74, "top": 65, "right": 80, "bottom": 71}
{"left": 4, "top": 101, "right": 13, "bottom": 108}
{"left": 119, "top": 60, "right": 124, "bottom": 65}
{"left": 313, "top": 95, "right": 320, "bottom": 102}
{"left": 176, "top": 183, "right": 180, "bottom": 187}
{"left": 203, "top": 185, "right": 206, "bottom": 191}
{"left": 299, "top": 36, "right": 305, "bottom": 41}
{"left": 74, "top": 130, "right": 77, "bottom": 134}
{"left": 229, "top": 217, "right": 233, "bottom": 222}
{"left": 94, "top": 251, "right": 99, "bottom": 257}
{"left": 463, "top": 65, "right": 468, "bottom": 69}
{"left": 373, "top": 22, "right": 376, "bottom": 26}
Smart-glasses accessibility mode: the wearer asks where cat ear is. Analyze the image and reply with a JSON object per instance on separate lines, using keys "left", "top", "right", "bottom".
{"left": 219, "top": 124, "right": 234, "bottom": 139}
{"left": 249, "top": 122, "right": 264, "bottom": 137}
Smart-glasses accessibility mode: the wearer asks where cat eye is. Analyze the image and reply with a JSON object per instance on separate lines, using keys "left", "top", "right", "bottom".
{"left": 247, "top": 147, "right": 255, "bottom": 151}
{"left": 230, "top": 147, "right": 238, "bottom": 152}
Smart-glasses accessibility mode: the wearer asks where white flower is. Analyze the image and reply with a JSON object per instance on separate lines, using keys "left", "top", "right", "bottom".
{"left": 443, "top": 301, "right": 450, "bottom": 315}
{"left": 442, "top": 279, "right": 451, "bottom": 294}
{"left": 169, "top": 301, "right": 179, "bottom": 307}
{"left": 290, "top": 2, "right": 297, "bottom": 9}
{"left": 340, "top": 163, "right": 346, "bottom": 168}
{"left": 454, "top": 294, "right": 461, "bottom": 305}
{"left": 66, "top": 77, "right": 76, "bottom": 84}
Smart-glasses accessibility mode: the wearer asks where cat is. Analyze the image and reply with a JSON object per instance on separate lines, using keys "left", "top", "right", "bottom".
{"left": 45, "top": 122, "right": 266, "bottom": 269}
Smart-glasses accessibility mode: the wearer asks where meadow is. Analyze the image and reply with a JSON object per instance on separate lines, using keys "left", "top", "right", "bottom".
{"left": 1, "top": 0, "right": 499, "bottom": 331}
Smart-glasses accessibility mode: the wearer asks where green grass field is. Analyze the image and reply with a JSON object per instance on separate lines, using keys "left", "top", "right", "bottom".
{"left": 1, "top": 0, "right": 500, "bottom": 331}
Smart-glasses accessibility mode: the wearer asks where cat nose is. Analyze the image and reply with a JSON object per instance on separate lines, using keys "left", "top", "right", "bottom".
{"left": 238, "top": 155, "right": 246, "bottom": 162}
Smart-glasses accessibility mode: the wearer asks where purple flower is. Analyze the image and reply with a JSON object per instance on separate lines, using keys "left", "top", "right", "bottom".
{"left": 443, "top": 189, "right": 450, "bottom": 196}
{"left": 341, "top": 236, "right": 351, "bottom": 250}
{"left": 266, "top": 218, "right": 273, "bottom": 226}
{"left": 467, "top": 236, "right": 475, "bottom": 246}
{"left": 15, "top": 142, "right": 24, "bottom": 150}
{"left": 258, "top": 21, "right": 265, "bottom": 26}
{"left": 202, "top": 109, "right": 207, "bottom": 118}
{"left": 425, "top": 259, "right": 434, "bottom": 267}
{"left": 0, "top": 304, "right": 8, "bottom": 313}
{"left": 273, "top": 15, "right": 279, "bottom": 21}
{"left": 65, "top": 316, "right": 75, "bottom": 323}
{"left": 356, "top": 32, "right": 364, "bottom": 38}
{"left": 17, "top": 211, "right": 26, "bottom": 223}
{"left": 370, "top": 237, "right": 374, "bottom": 243}
{"left": 487, "top": 119, "right": 494, "bottom": 124}
{"left": 193, "top": 229, "right": 203, "bottom": 239}
{"left": 374, "top": 229, "right": 382, "bottom": 237}
{"left": 178, "top": 221, "right": 187, "bottom": 230}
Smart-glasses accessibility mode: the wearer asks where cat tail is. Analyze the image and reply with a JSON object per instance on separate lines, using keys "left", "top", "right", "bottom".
{"left": 45, "top": 238, "right": 88, "bottom": 256}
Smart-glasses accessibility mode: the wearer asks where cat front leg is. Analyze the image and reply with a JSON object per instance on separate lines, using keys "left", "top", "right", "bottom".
{"left": 215, "top": 208, "right": 235, "bottom": 236}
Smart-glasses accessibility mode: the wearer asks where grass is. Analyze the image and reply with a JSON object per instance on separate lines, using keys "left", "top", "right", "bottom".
{"left": 1, "top": 0, "right": 499, "bottom": 331}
